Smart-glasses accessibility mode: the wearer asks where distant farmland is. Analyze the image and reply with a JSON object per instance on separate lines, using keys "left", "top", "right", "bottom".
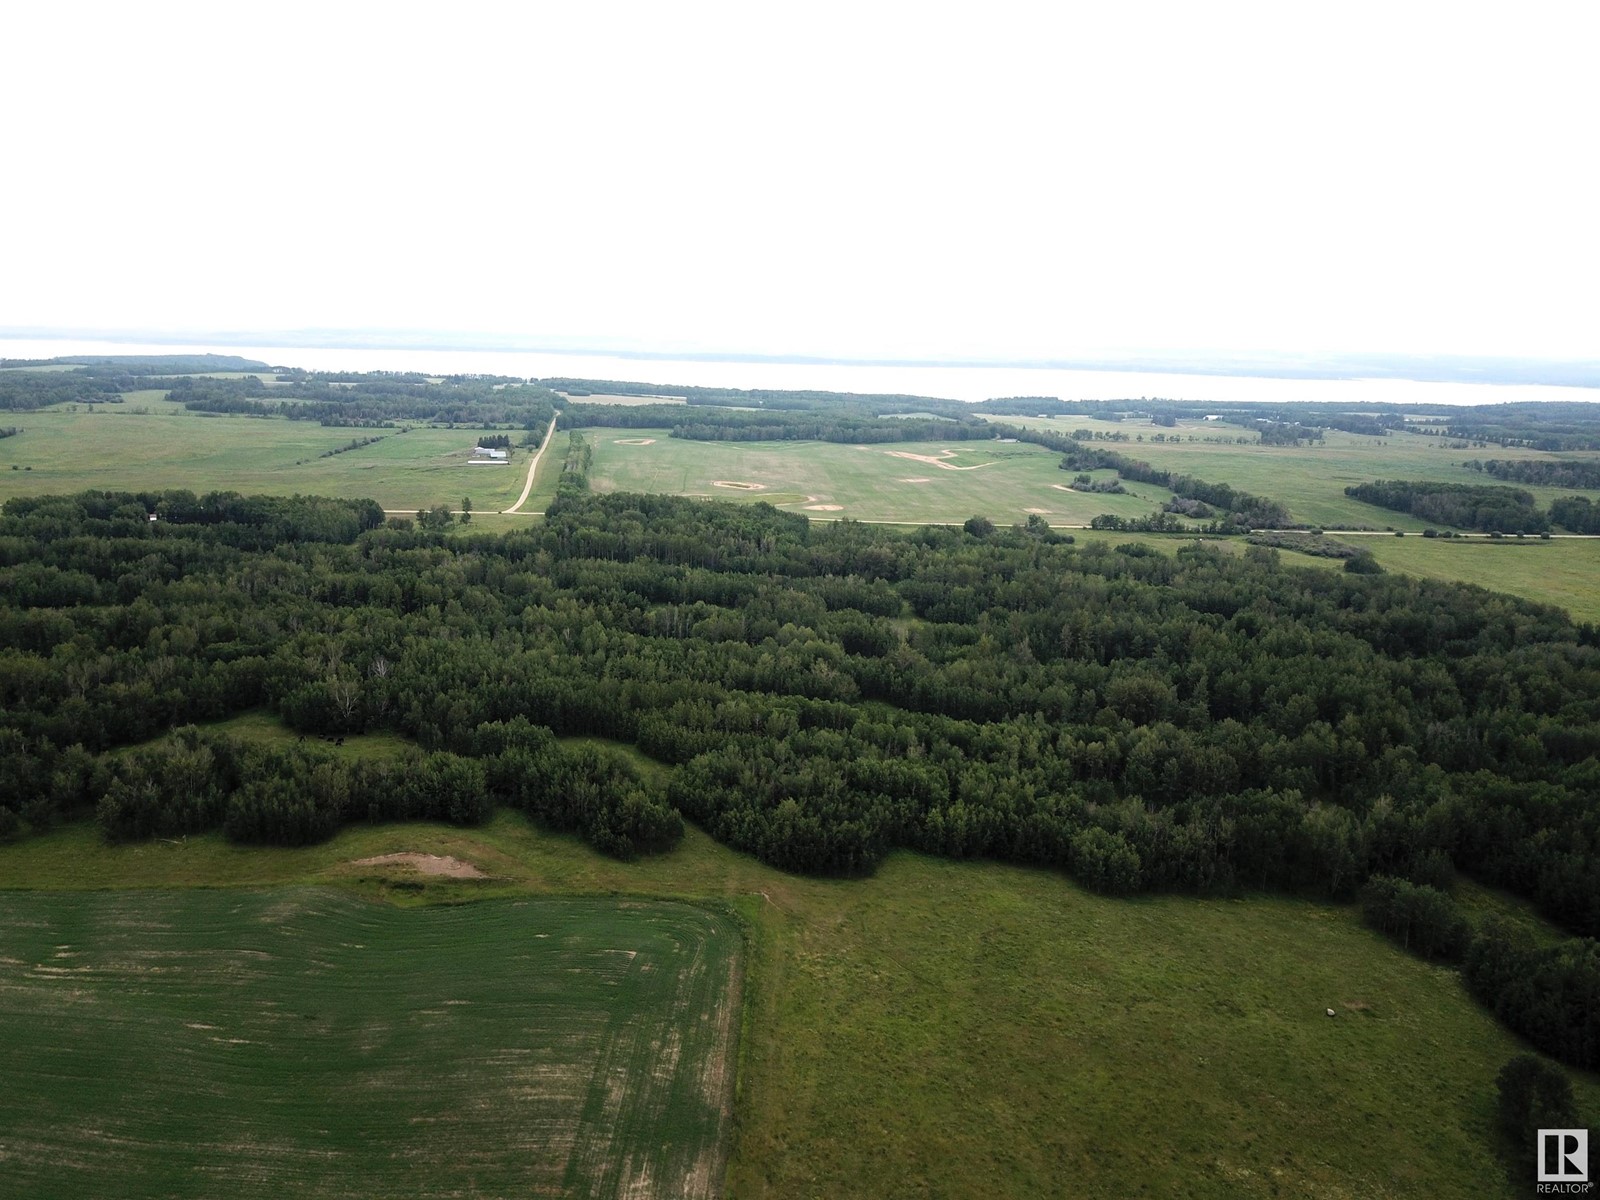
{"left": 0, "top": 397, "right": 535, "bottom": 512}
{"left": 0, "top": 889, "right": 741, "bottom": 1200}
{"left": 584, "top": 429, "right": 1175, "bottom": 525}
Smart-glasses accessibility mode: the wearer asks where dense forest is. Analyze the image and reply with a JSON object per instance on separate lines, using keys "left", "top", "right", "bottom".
{"left": 1465, "top": 457, "right": 1600, "bottom": 489}
{"left": 559, "top": 402, "right": 993, "bottom": 445}
{"left": 1549, "top": 496, "right": 1600, "bottom": 535}
{"left": 166, "top": 375, "right": 561, "bottom": 429}
{"left": 3, "top": 457, "right": 1600, "bottom": 1063}
{"left": 1347, "top": 478, "right": 1600, "bottom": 535}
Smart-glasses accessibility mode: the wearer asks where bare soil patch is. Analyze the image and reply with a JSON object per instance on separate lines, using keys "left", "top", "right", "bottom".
{"left": 712, "top": 481, "right": 765, "bottom": 491}
{"left": 883, "top": 449, "right": 994, "bottom": 471}
{"left": 350, "top": 853, "right": 485, "bottom": 879}
{"left": 804, "top": 504, "right": 844, "bottom": 511}
{"left": 899, "top": 477, "right": 932, "bottom": 483}
{"left": 1050, "top": 483, "right": 1076, "bottom": 492}
{"left": 1024, "top": 507, "right": 1051, "bottom": 514}
{"left": 613, "top": 438, "right": 657, "bottom": 446}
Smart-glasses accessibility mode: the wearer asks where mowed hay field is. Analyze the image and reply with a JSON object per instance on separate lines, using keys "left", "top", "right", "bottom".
{"left": 585, "top": 430, "right": 1176, "bottom": 525}
{"left": 0, "top": 887, "right": 740, "bottom": 1200}
{"left": 0, "top": 397, "right": 534, "bottom": 512}
{"left": 6, "top": 804, "right": 1597, "bottom": 1200}
{"left": 979, "top": 415, "right": 1600, "bottom": 531}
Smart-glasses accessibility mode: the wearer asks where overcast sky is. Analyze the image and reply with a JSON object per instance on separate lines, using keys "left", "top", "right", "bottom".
{"left": 3, "top": 3, "right": 1596, "bottom": 363}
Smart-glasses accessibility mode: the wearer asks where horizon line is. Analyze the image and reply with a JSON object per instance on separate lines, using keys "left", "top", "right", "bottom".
{"left": 3, "top": 326, "right": 1598, "bottom": 390}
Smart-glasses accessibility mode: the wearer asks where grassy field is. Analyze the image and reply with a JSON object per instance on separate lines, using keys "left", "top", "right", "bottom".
{"left": 1237, "top": 532, "right": 1600, "bottom": 624}
{"left": 979, "top": 415, "right": 1600, "bottom": 530}
{"left": 960, "top": 415, "right": 1600, "bottom": 619}
{"left": 4, "top": 792, "right": 1594, "bottom": 1198}
{"left": 585, "top": 430, "right": 1179, "bottom": 525}
{"left": 0, "top": 400, "right": 534, "bottom": 512}
{"left": 0, "top": 887, "right": 740, "bottom": 1200}
{"left": 1349, "top": 535, "right": 1600, "bottom": 623}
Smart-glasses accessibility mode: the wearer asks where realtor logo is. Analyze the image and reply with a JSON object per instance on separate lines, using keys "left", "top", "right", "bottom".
{"left": 1540, "top": 1128, "right": 1588, "bottom": 1186}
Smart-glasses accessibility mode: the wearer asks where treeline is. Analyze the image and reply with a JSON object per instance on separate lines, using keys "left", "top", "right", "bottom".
{"left": 1549, "top": 496, "right": 1600, "bottom": 535}
{"left": 1345, "top": 480, "right": 1548, "bottom": 533}
{"left": 94, "top": 720, "right": 678, "bottom": 859}
{"left": 1361, "top": 877, "right": 1599, "bottom": 1069}
{"left": 1256, "top": 421, "right": 1323, "bottom": 446}
{"left": 1244, "top": 532, "right": 1364, "bottom": 560}
{"left": 273, "top": 369, "right": 435, "bottom": 386}
{"left": 1465, "top": 458, "right": 1600, "bottom": 489}
{"left": 973, "top": 396, "right": 1408, "bottom": 432}
{"left": 320, "top": 434, "right": 387, "bottom": 458}
{"left": 1060, "top": 445, "right": 1292, "bottom": 527}
{"left": 169, "top": 376, "right": 560, "bottom": 430}
{"left": 0, "top": 371, "right": 126, "bottom": 411}
{"left": 1428, "top": 404, "right": 1600, "bottom": 451}
{"left": 559, "top": 401, "right": 995, "bottom": 445}
{"left": 6, "top": 353, "right": 270, "bottom": 375}
{"left": 541, "top": 378, "right": 971, "bottom": 418}
{"left": 1351, "top": 479, "right": 1600, "bottom": 535}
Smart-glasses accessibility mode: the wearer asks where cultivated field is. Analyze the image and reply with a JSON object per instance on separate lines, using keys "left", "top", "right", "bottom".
{"left": 5, "top": 756, "right": 1595, "bottom": 1199}
{"left": 585, "top": 430, "right": 1177, "bottom": 525}
{"left": 0, "top": 887, "right": 741, "bottom": 1200}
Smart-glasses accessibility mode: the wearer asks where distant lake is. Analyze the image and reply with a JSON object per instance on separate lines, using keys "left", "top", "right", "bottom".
{"left": 3, "top": 337, "right": 1597, "bottom": 408}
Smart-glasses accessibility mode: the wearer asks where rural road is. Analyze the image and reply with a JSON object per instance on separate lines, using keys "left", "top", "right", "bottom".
{"left": 504, "top": 415, "right": 560, "bottom": 514}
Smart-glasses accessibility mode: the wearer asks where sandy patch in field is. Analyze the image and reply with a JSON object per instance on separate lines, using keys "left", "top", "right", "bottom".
{"left": 351, "top": 853, "right": 485, "bottom": 879}
{"left": 712, "top": 480, "right": 764, "bottom": 490}
{"left": 1024, "top": 507, "right": 1051, "bottom": 514}
{"left": 899, "top": 477, "right": 932, "bottom": 483}
{"left": 613, "top": 438, "right": 657, "bottom": 445}
{"left": 804, "top": 504, "right": 844, "bottom": 511}
{"left": 1050, "top": 483, "right": 1076, "bottom": 492}
{"left": 883, "top": 449, "right": 994, "bottom": 471}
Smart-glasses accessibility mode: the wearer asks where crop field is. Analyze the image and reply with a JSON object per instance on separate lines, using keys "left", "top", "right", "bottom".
{"left": 585, "top": 430, "right": 1177, "bottom": 525}
{"left": 978, "top": 414, "right": 1600, "bottom": 530}
{"left": 0, "top": 887, "right": 741, "bottom": 1200}
{"left": 0, "top": 402, "right": 536, "bottom": 512}
{"left": 6, "top": 798, "right": 1596, "bottom": 1199}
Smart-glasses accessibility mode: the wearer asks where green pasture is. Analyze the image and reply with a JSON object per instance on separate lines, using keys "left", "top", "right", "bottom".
{"left": 0, "top": 888, "right": 739, "bottom": 1200}
{"left": 5, "top": 771, "right": 1593, "bottom": 1197}
{"left": 980, "top": 415, "right": 1600, "bottom": 530}
{"left": 1347, "top": 534, "right": 1600, "bottom": 624}
{"left": 585, "top": 430, "right": 1179, "bottom": 525}
{"left": 0, "top": 405, "right": 534, "bottom": 512}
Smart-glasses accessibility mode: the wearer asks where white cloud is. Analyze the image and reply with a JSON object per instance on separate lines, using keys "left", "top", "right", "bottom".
{"left": 2, "top": 1, "right": 1595, "bottom": 360}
